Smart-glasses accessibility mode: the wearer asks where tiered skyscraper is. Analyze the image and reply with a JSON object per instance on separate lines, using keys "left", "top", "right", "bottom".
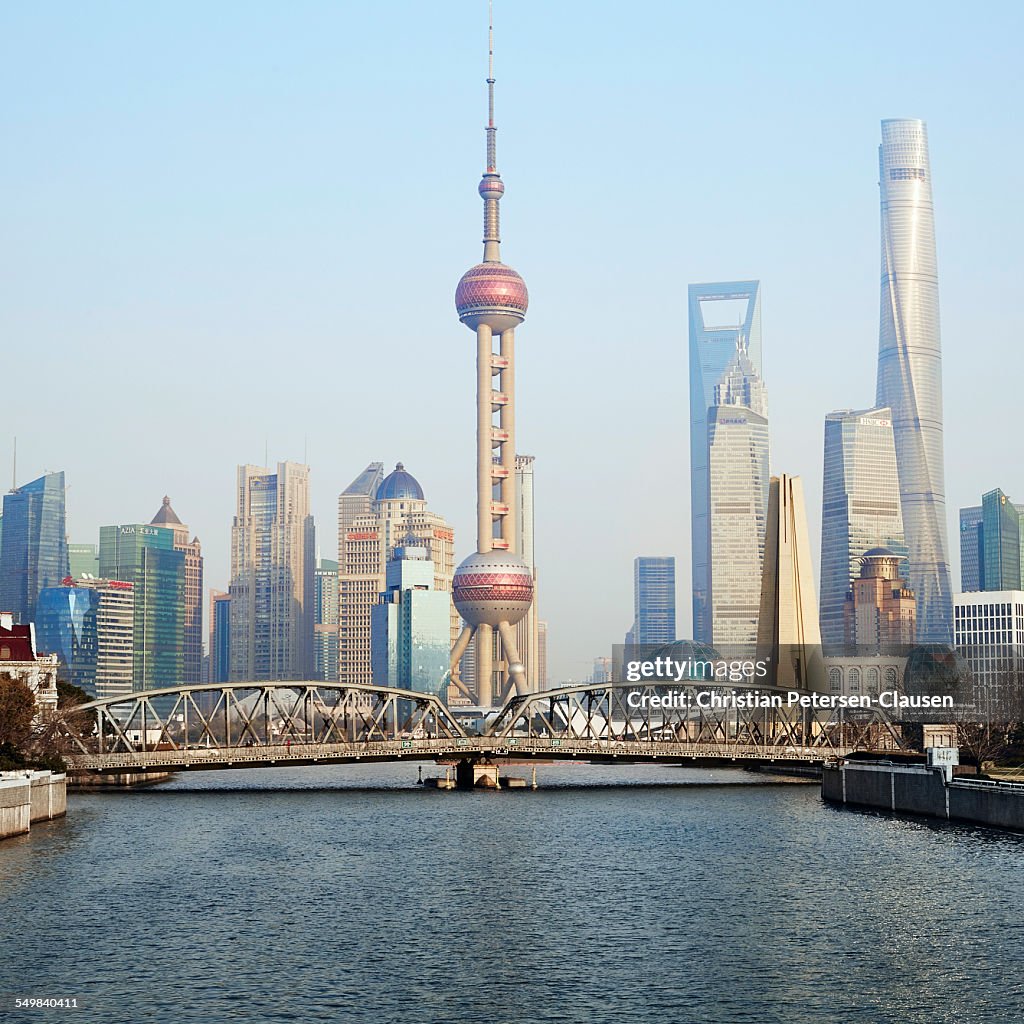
{"left": 229, "top": 462, "right": 315, "bottom": 681}
{"left": 876, "top": 119, "right": 952, "bottom": 642}
{"left": 688, "top": 282, "right": 764, "bottom": 645}
{"left": 448, "top": 6, "right": 535, "bottom": 708}
{"left": 819, "top": 408, "right": 906, "bottom": 652}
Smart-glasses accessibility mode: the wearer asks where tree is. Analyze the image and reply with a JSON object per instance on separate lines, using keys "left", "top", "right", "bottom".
{"left": 57, "top": 679, "right": 92, "bottom": 708}
{"left": 951, "top": 667, "right": 1024, "bottom": 769}
{"left": 0, "top": 673, "right": 36, "bottom": 751}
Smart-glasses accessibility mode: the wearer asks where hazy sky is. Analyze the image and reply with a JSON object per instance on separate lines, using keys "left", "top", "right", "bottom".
{"left": 3, "top": 1, "right": 1022, "bottom": 683}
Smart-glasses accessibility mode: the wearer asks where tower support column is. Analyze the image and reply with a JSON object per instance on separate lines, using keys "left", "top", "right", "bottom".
{"left": 476, "top": 623, "right": 494, "bottom": 708}
{"left": 499, "top": 328, "right": 516, "bottom": 550}
{"left": 477, "top": 324, "right": 495, "bottom": 552}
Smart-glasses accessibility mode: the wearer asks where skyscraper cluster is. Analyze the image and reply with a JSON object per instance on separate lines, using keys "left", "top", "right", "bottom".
{"left": 0, "top": 479, "right": 202, "bottom": 700}
{"left": 819, "top": 119, "right": 950, "bottom": 649}
{"left": 684, "top": 118, "right": 952, "bottom": 664}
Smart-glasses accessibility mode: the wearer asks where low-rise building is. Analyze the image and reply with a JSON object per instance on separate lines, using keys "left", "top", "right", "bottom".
{"left": 0, "top": 613, "right": 59, "bottom": 716}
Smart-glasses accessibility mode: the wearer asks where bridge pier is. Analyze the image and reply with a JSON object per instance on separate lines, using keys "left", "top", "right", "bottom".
{"left": 454, "top": 760, "right": 503, "bottom": 790}
{"left": 455, "top": 759, "right": 477, "bottom": 790}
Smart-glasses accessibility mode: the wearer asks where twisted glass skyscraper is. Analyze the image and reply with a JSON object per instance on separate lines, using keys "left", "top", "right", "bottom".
{"left": 876, "top": 119, "right": 952, "bottom": 642}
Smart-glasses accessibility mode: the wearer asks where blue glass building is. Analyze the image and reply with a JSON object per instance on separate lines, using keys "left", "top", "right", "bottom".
{"left": 959, "top": 505, "right": 984, "bottom": 592}
{"left": 0, "top": 472, "right": 69, "bottom": 624}
{"left": 981, "top": 489, "right": 1022, "bottom": 592}
{"left": 371, "top": 542, "right": 451, "bottom": 697}
{"left": 210, "top": 591, "right": 231, "bottom": 684}
{"left": 35, "top": 585, "right": 100, "bottom": 695}
{"left": 959, "top": 491, "right": 1024, "bottom": 593}
{"left": 631, "top": 557, "right": 677, "bottom": 646}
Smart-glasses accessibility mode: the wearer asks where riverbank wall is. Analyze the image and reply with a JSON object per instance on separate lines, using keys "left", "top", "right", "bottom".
{"left": 823, "top": 760, "right": 1024, "bottom": 832}
{"left": 0, "top": 770, "right": 67, "bottom": 840}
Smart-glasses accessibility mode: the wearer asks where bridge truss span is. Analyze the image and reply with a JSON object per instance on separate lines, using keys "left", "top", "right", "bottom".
{"left": 53, "top": 681, "right": 466, "bottom": 769}
{"left": 485, "top": 682, "right": 906, "bottom": 760}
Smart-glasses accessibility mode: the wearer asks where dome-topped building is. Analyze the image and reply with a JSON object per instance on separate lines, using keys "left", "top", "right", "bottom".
{"left": 375, "top": 463, "right": 425, "bottom": 503}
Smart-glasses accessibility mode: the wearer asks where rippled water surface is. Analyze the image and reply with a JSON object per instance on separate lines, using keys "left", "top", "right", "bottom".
{"left": 2, "top": 762, "right": 1023, "bottom": 1024}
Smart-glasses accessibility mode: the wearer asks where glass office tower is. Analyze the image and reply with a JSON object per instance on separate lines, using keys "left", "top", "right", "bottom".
{"left": 819, "top": 408, "right": 907, "bottom": 652}
{"left": 35, "top": 585, "right": 100, "bottom": 695}
{"left": 230, "top": 463, "right": 315, "bottom": 681}
{"left": 960, "top": 506, "right": 984, "bottom": 592}
{"left": 0, "top": 472, "right": 69, "bottom": 624}
{"left": 688, "top": 282, "right": 762, "bottom": 644}
{"left": 99, "top": 524, "right": 185, "bottom": 692}
{"left": 876, "top": 119, "right": 952, "bottom": 641}
{"left": 631, "top": 557, "right": 676, "bottom": 645}
{"left": 981, "top": 488, "right": 1023, "bottom": 592}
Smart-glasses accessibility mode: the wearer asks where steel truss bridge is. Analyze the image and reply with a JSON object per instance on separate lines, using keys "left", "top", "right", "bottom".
{"left": 51, "top": 680, "right": 906, "bottom": 779}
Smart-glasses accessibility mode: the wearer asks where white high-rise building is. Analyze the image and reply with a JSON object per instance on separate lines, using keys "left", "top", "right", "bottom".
{"left": 707, "top": 339, "right": 769, "bottom": 649}
{"left": 74, "top": 577, "right": 135, "bottom": 704}
{"left": 954, "top": 591, "right": 1024, "bottom": 712}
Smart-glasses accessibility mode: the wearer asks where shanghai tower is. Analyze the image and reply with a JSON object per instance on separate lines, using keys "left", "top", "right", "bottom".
{"left": 876, "top": 118, "right": 952, "bottom": 642}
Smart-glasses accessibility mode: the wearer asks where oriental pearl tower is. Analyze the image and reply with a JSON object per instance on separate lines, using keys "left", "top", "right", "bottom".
{"left": 448, "top": 2, "right": 534, "bottom": 708}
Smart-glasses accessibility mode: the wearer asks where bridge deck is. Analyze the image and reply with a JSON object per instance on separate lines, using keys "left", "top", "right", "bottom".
{"left": 66, "top": 738, "right": 859, "bottom": 775}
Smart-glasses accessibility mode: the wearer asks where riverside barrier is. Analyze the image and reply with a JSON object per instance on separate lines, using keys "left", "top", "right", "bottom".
{"left": 0, "top": 771, "right": 67, "bottom": 841}
{"left": 823, "top": 760, "right": 1024, "bottom": 832}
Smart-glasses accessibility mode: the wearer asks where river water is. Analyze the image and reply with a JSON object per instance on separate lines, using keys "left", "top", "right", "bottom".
{"left": 2, "top": 763, "right": 1022, "bottom": 1024}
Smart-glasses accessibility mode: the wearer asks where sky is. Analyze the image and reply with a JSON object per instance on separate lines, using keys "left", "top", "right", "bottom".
{"left": 2, "top": 0, "right": 1022, "bottom": 684}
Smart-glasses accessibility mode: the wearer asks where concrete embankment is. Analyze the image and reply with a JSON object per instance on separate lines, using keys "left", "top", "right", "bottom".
{"left": 0, "top": 771, "right": 67, "bottom": 840}
{"left": 69, "top": 771, "right": 173, "bottom": 789}
{"left": 823, "top": 761, "right": 1024, "bottom": 832}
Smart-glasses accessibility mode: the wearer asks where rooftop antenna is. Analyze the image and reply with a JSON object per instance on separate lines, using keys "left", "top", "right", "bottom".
{"left": 10, "top": 437, "right": 16, "bottom": 492}
{"left": 264, "top": 438, "right": 269, "bottom": 469}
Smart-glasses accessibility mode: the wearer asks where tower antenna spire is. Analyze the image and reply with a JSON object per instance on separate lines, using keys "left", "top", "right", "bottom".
{"left": 487, "top": 0, "right": 496, "bottom": 173}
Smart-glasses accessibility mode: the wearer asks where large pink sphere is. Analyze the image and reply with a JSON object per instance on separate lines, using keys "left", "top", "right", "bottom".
{"left": 455, "top": 262, "right": 528, "bottom": 332}
{"left": 453, "top": 551, "right": 534, "bottom": 628}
